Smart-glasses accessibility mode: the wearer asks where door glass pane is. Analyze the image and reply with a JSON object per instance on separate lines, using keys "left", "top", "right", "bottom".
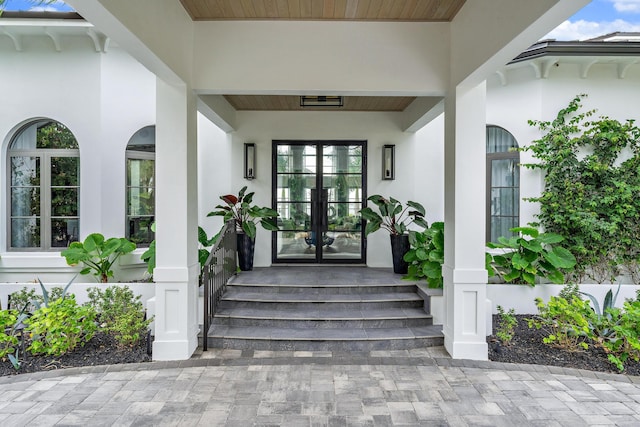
{"left": 323, "top": 232, "right": 362, "bottom": 259}
{"left": 277, "top": 145, "right": 316, "bottom": 173}
{"left": 11, "top": 218, "right": 40, "bottom": 248}
{"left": 327, "top": 203, "right": 362, "bottom": 232}
{"left": 276, "top": 174, "right": 315, "bottom": 202}
{"left": 275, "top": 231, "right": 316, "bottom": 259}
{"left": 276, "top": 202, "right": 311, "bottom": 231}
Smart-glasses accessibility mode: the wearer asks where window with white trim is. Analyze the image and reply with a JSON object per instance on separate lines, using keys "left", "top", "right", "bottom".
{"left": 126, "top": 126, "right": 155, "bottom": 246}
{"left": 8, "top": 120, "right": 79, "bottom": 250}
{"left": 486, "top": 125, "right": 520, "bottom": 243}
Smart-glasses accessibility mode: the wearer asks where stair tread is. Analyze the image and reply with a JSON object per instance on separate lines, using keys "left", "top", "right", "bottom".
{"left": 207, "top": 325, "right": 443, "bottom": 340}
{"left": 221, "top": 291, "right": 422, "bottom": 303}
{"left": 215, "top": 307, "right": 431, "bottom": 320}
{"left": 228, "top": 283, "right": 416, "bottom": 288}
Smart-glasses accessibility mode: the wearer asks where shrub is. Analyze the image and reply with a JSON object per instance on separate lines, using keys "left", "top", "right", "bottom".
{"left": 487, "top": 226, "right": 576, "bottom": 286}
{"left": 527, "top": 295, "right": 592, "bottom": 351}
{"left": 0, "top": 309, "right": 19, "bottom": 359}
{"left": 27, "top": 297, "right": 97, "bottom": 357}
{"left": 87, "top": 286, "right": 151, "bottom": 347}
{"left": 496, "top": 306, "right": 517, "bottom": 346}
{"left": 403, "top": 222, "right": 444, "bottom": 288}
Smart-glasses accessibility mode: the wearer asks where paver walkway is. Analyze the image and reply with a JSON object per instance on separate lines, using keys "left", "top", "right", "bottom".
{"left": 1, "top": 347, "right": 640, "bottom": 426}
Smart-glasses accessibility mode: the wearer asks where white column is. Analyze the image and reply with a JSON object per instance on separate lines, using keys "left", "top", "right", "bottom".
{"left": 442, "top": 81, "right": 488, "bottom": 360}
{"left": 152, "top": 78, "right": 199, "bottom": 360}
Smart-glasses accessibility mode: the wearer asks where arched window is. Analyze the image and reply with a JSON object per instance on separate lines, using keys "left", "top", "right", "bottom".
{"left": 8, "top": 120, "right": 79, "bottom": 250}
{"left": 486, "top": 126, "right": 520, "bottom": 243}
{"left": 126, "top": 126, "right": 155, "bottom": 246}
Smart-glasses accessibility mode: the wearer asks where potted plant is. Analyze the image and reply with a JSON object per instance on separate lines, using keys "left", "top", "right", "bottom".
{"left": 360, "top": 195, "right": 428, "bottom": 274}
{"left": 207, "top": 186, "right": 278, "bottom": 271}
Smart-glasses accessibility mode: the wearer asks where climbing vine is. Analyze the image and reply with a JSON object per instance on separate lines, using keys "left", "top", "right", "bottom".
{"left": 523, "top": 95, "right": 640, "bottom": 283}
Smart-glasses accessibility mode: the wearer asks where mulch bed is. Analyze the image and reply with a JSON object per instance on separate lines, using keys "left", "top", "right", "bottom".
{"left": 0, "top": 332, "right": 152, "bottom": 377}
{"left": 488, "top": 314, "right": 640, "bottom": 376}
{"left": 3, "top": 315, "right": 639, "bottom": 377}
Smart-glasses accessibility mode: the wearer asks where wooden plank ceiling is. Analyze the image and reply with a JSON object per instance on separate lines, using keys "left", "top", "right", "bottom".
{"left": 180, "top": 0, "right": 466, "bottom": 21}
{"left": 224, "top": 95, "right": 416, "bottom": 111}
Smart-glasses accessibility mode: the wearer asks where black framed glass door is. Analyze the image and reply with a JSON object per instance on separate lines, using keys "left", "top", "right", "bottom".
{"left": 272, "top": 141, "right": 366, "bottom": 264}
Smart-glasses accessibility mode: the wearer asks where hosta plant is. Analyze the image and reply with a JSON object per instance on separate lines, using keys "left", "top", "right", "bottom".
{"left": 487, "top": 226, "right": 576, "bottom": 286}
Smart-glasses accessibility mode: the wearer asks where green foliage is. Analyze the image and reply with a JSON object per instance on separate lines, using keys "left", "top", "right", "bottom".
{"left": 87, "top": 286, "right": 151, "bottom": 348}
{"left": 141, "top": 222, "right": 156, "bottom": 276}
{"left": 524, "top": 95, "right": 640, "bottom": 283}
{"left": 198, "top": 226, "right": 220, "bottom": 270}
{"left": 207, "top": 186, "right": 278, "bottom": 239}
{"left": 599, "top": 301, "right": 640, "bottom": 371}
{"left": 558, "top": 283, "right": 581, "bottom": 301}
{"left": 527, "top": 295, "right": 592, "bottom": 351}
{"left": 27, "top": 296, "right": 97, "bottom": 357}
{"left": 61, "top": 233, "right": 136, "bottom": 283}
{"left": 0, "top": 309, "right": 19, "bottom": 360}
{"left": 580, "top": 284, "right": 620, "bottom": 317}
{"left": 403, "top": 222, "right": 444, "bottom": 288}
{"left": 496, "top": 306, "right": 518, "bottom": 345}
{"left": 360, "top": 195, "right": 428, "bottom": 237}
{"left": 487, "top": 226, "right": 576, "bottom": 286}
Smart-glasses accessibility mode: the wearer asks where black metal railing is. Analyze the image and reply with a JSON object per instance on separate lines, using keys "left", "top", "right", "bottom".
{"left": 201, "top": 220, "right": 237, "bottom": 351}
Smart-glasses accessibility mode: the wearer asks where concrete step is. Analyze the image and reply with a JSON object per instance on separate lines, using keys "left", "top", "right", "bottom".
{"left": 205, "top": 324, "right": 444, "bottom": 351}
{"left": 226, "top": 282, "right": 419, "bottom": 294}
{"left": 212, "top": 306, "right": 433, "bottom": 328}
{"left": 219, "top": 290, "right": 424, "bottom": 310}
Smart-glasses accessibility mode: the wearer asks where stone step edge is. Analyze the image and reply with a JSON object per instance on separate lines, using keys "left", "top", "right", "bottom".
{"left": 228, "top": 283, "right": 418, "bottom": 288}
{"left": 221, "top": 295, "right": 423, "bottom": 303}
{"left": 206, "top": 334, "right": 444, "bottom": 341}
{"left": 214, "top": 314, "right": 432, "bottom": 321}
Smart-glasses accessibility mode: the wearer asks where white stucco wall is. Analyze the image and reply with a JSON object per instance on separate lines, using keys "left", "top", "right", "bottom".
{"left": 220, "top": 110, "right": 445, "bottom": 268}
{"left": 486, "top": 60, "right": 640, "bottom": 228}
{"left": 0, "top": 35, "right": 155, "bottom": 282}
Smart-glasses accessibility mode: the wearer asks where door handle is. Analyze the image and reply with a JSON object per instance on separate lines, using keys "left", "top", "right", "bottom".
{"left": 321, "top": 189, "right": 328, "bottom": 231}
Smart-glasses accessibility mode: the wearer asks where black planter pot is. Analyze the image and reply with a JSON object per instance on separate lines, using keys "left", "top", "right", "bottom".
{"left": 390, "top": 234, "right": 410, "bottom": 274}
{"left": 237, "top": 233, "right": 256, "bottom": 271}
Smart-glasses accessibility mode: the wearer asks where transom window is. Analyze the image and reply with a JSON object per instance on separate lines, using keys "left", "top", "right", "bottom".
{"left": 126, "top": 126, "right": 155, "bottom": 246}
{"left": 486, "top": 125, "right": 520, "bottom": 243}
{"left": 8, "top": 120, "right": 80, "bottom": 250}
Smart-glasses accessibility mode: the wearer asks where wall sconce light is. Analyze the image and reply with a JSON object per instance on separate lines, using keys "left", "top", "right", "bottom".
{"left": 244, "top": 143, "right": 256, "bottom": 180}
{"left": 382, "top": 144, "right": 395, "bottom": 180}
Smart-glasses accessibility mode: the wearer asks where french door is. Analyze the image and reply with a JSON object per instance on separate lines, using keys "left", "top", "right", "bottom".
{"left": 272, "top": 141, "right": 366, "bottom": 264}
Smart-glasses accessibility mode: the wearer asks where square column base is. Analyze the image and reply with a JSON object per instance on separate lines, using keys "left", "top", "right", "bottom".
{"left": 152, "top": 267, "right": 199, "bottom": 361}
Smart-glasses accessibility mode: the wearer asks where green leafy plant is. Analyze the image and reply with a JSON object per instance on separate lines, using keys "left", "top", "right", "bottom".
{"left": 141, "top": 222, "right": 156, "bottom": 277}
{"left": 359, "top": 195, "right": 428, "bottom": 236}
{"left": 600, "top": 301, "right": 640, "bottom": 371}
{"left": 27, "top": 296, "right": 97, "bottom": 357}
{"left": 0, "top": 309, "right": 19, "bottom": 359}
{"left": 487, "top": 226, "right": 576, "bottom": 286}
{"left": 496, "top": 305, "right": 518, "bottom": 346}
{"left": 207, "top": 186, "right": 278, "bottom": 238}
{"left": 198, "top": 226, "right": 220, "bottom": 270}
{"left": 87, "top": 286, "right": 152, "bottom": 347}
{"left": 527, "top": 295, "right": 593, "bottom": 351}
{"left": 524, "top": 95, "right": 640, "bottom": 283}
{"left": 580, "top": 284, "right": 620, "bottom": 317}
{"left": 403, "top": 222, "right": 444, "bottom": 288}
{"left": 61, "top": 233, "right": 136, "bottom": 283}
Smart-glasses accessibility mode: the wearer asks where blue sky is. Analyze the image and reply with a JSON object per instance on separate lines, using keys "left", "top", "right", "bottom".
{"left": 4, "top": 0, "right": 640, "bottom": 41}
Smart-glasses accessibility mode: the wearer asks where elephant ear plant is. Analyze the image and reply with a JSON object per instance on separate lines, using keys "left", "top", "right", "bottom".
{"left": 360, "top": 195, "right": 428, "bottom": 274}
{"left": 208, "top": 186, "right": 278, "bottom": 238}
{"left": 360, "top": 195, "right": 428, "bottom": 236}
{"left": 61, "top": 233, "right": 136, "bottom": 283}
